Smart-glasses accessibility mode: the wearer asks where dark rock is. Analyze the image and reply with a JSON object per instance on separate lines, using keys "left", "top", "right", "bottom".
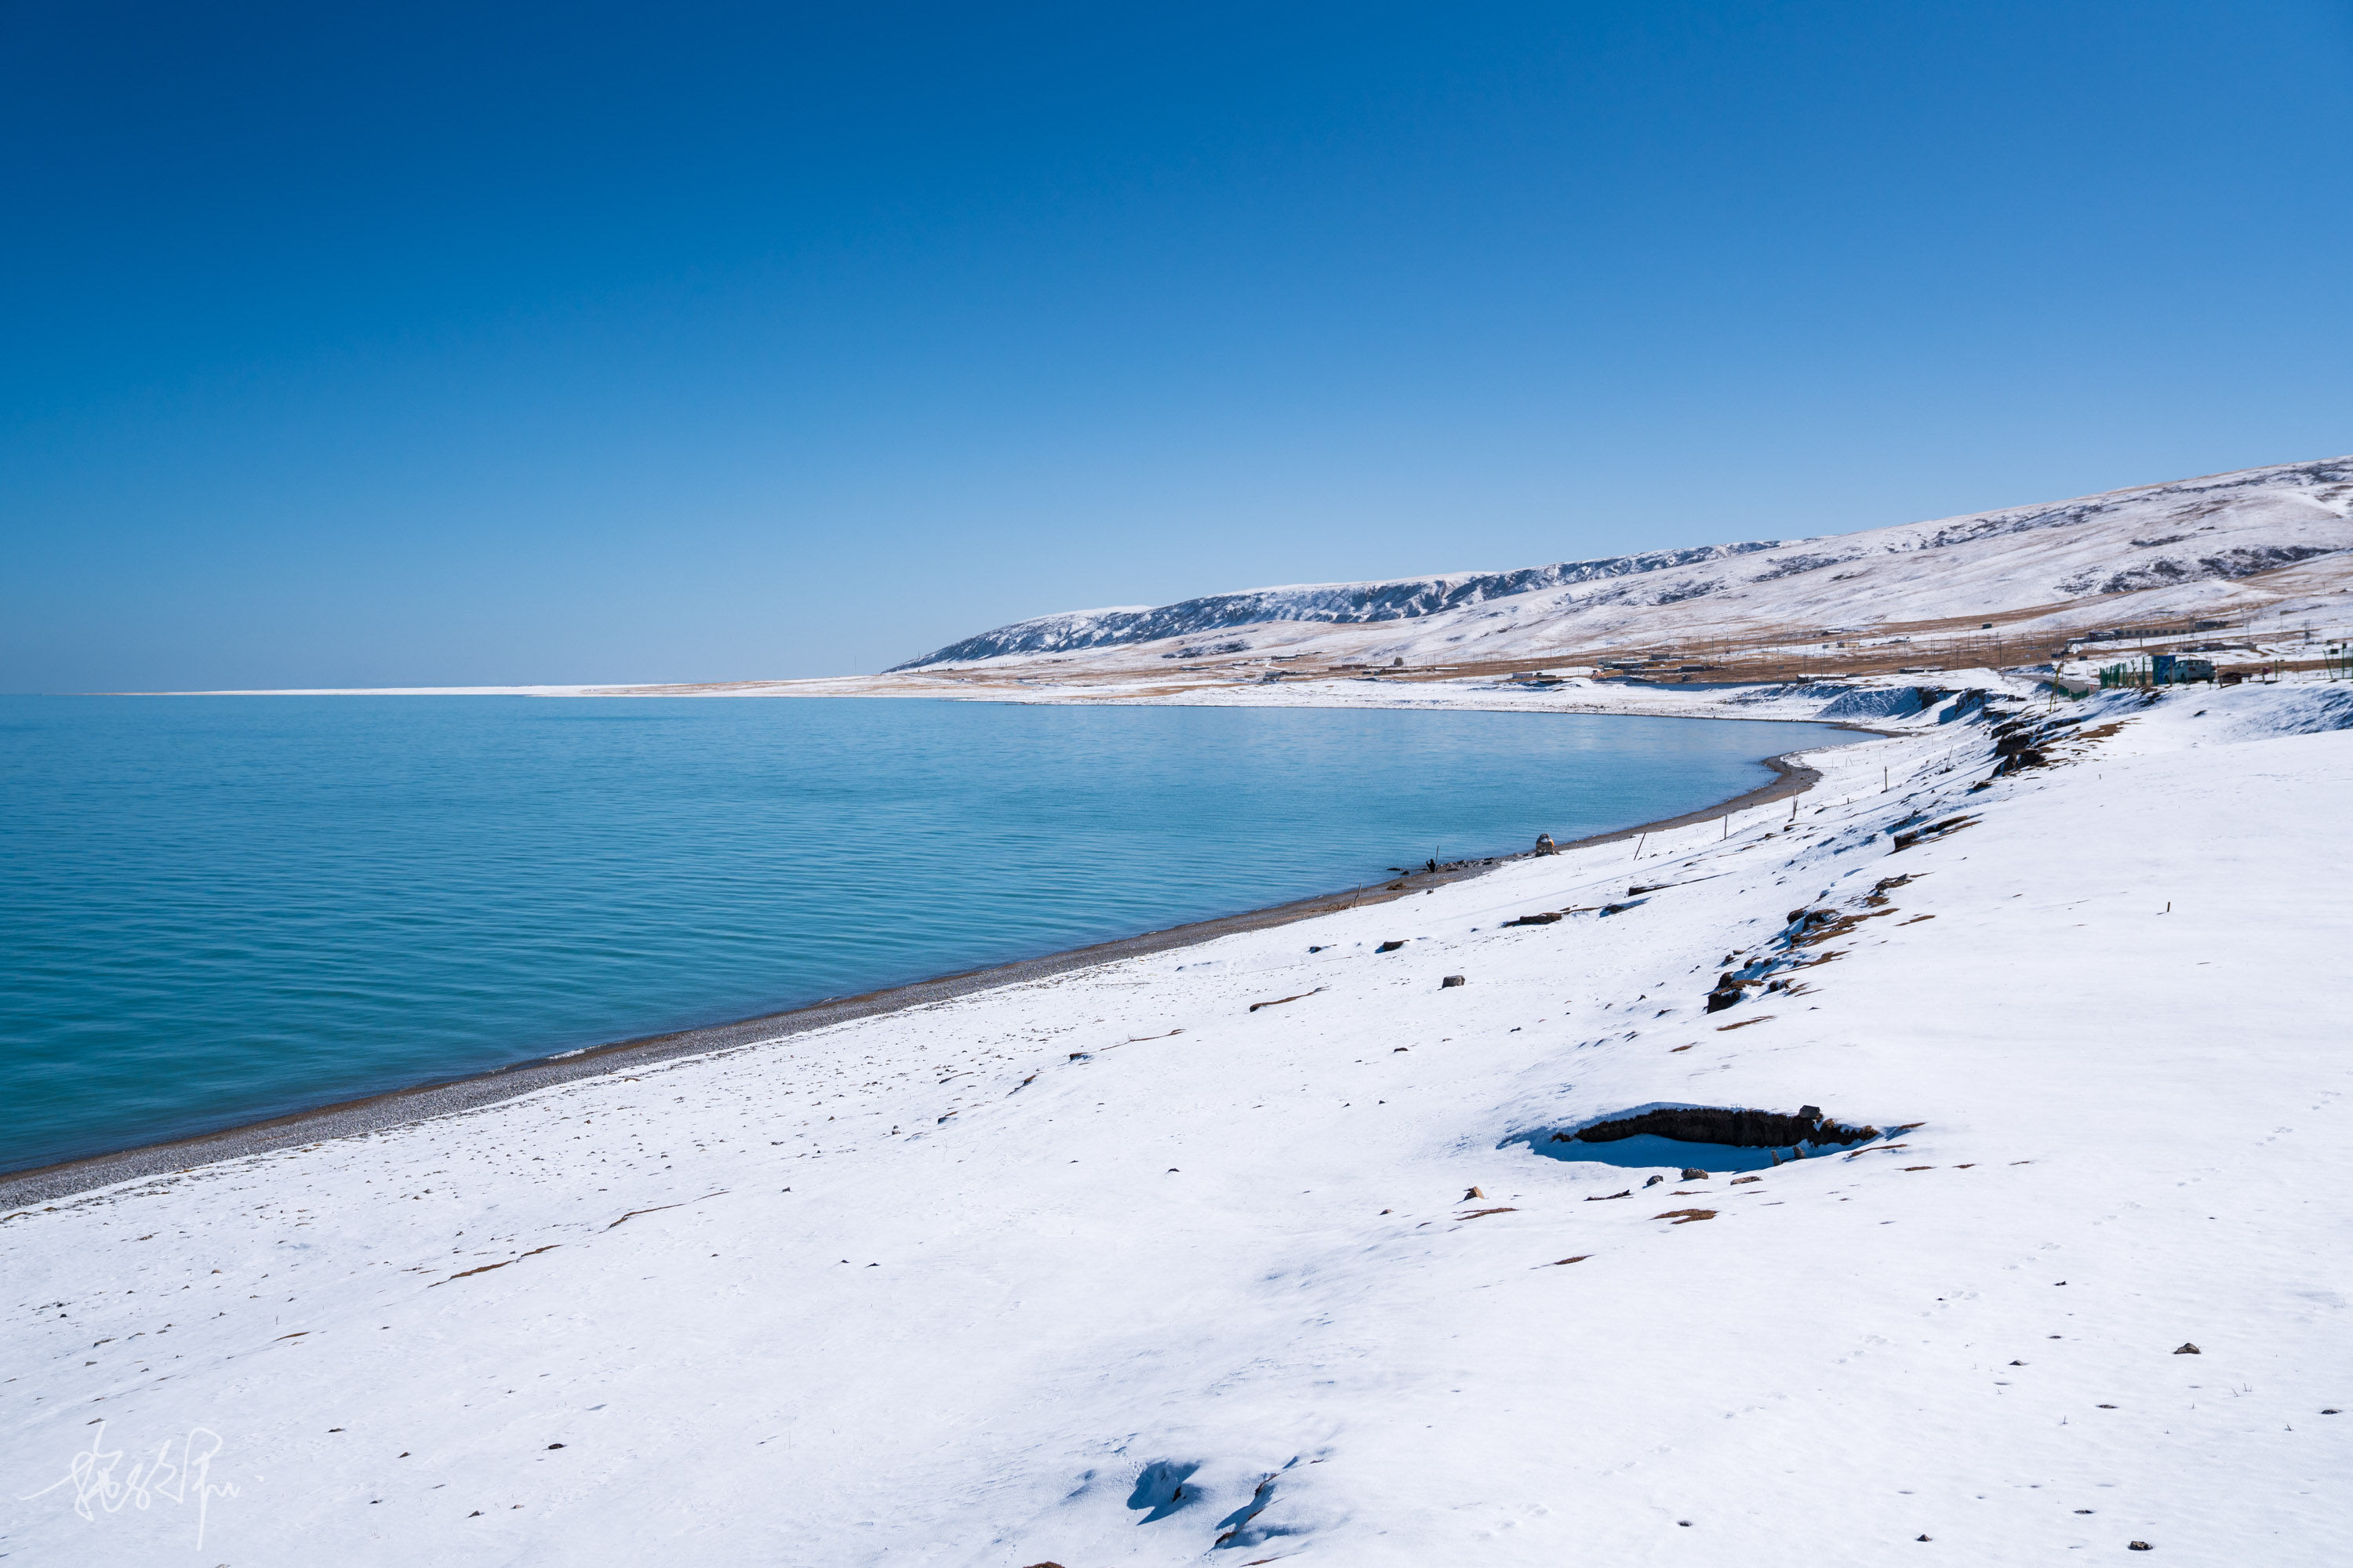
{"left": 1569, "top": 1105, "right": 1876, "bottom": 1148}
{"left": 1441, "top": 975, "right": 1466, "bottom": 988}
{"left": 1678, "top": 1167, "right": 1708, "bottom": 1181}
{"left": 1377, "top": 940, "right": 1407, "bottom": 953}
{"left": 1893, "top": 814, "right": 1976, "bottom": 852}
{"left": 2173, "top": 1343, "right": 2201, "bottom": 1355}
{"left": 1643, "top": 1173, "right": 1664, "bottom": 1188}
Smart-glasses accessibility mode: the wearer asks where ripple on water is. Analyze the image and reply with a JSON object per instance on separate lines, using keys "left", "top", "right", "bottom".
{"left": 0, "top": 695, "right": 1851, "bottom": 1170}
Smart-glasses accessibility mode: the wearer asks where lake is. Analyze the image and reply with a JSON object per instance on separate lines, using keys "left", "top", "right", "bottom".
{"left": 0, "top": 696, "right": 1851, "bottom": 1171}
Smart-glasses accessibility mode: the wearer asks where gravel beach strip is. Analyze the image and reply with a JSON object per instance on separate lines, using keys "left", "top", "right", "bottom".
{"left": 0, "top": 752, "right": 1820, "bottom": 1206}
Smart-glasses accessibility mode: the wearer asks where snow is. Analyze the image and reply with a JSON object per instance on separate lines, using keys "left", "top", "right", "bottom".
{"left": 1815, "top": 685, "right": 1931, "bottom": 720}
{"left": 145, "top": 457, "right": 2353, "bottom": 708}
{"left": 891, "top": 455, "right": 2353, "bottom": 675}
{"left": 886, "top": 547, "right": 1789, "bottom": 669}
{"left": 7, "top": 678, "right": 2349, "bottom": 1563}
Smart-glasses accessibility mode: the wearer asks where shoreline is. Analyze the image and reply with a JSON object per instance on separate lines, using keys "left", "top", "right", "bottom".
{"left": 9, "top": 682, "right": 2346, "bottom": 1561}
{"left": 0, "top": 750, "right": 1824, "bottom": 1207}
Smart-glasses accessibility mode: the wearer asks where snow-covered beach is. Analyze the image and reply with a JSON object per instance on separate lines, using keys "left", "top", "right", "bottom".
{"left": 6, "top": 676, "right": 2348, "bottom": 1564}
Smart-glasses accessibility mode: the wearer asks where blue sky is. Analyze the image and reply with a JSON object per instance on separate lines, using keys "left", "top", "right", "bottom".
{"left": 5, "top": 1, "right": 2349, "bottom": 689}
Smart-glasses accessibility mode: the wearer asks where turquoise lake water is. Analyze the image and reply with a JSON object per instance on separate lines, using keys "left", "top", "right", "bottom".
{"left": 0, "top": 697, "right": 1851, "bottom": 1172}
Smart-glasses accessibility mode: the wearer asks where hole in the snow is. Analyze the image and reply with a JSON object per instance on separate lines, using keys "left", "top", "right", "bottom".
{"left": 1126, "top": 1460, "right": 1202, "bottom": 1523}
{"left": 1508, "top": 1104, "right": 1883, "bottom": 1173}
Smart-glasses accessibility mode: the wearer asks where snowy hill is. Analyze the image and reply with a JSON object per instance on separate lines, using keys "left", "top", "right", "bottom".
{"left": 889, "top": 542, "right": 1785, "bottom": 666}
{"left": 894, "top": 457, "right": 2353, "bottom": 673}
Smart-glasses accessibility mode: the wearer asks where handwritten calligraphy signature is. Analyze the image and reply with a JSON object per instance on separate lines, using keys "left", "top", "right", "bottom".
{"left": 20, "top": 1421, "right": 238, "bottom": 1550}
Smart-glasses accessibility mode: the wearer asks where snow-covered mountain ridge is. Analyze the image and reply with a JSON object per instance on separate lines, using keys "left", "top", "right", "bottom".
{"left": 894, "top": 456, "right": 2353, "bottom": 671}
{"left": 890, "top": 541, "right": 1786, "bottom": 667}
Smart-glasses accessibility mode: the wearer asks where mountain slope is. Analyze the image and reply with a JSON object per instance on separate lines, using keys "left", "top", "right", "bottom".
{"left": 889, "top": 542, "right": 1786, "bottom": 667}
{"left": 893, "top": 457, "right": 2353, "bottom": 671}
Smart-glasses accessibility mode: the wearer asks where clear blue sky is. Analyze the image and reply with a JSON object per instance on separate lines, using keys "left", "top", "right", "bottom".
{"left": 5, "top": 1, "right": 2349, "bottom": 689}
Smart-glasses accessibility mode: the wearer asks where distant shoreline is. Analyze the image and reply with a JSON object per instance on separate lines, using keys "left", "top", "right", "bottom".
{"left": 0, "top": 744, "right": 1828, "bottom": 1207}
